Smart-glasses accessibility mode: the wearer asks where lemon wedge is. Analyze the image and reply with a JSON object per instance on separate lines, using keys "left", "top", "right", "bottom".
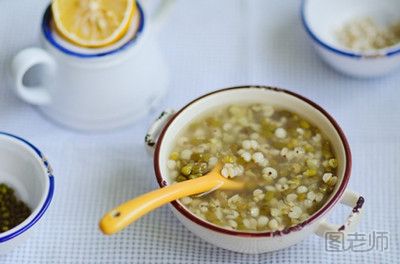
{"left": 52, "top": 0, "right": 136, "bottom": 48}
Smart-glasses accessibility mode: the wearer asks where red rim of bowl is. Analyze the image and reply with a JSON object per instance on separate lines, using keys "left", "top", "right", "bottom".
{"left": 154, "top": 85, "right": 352, "bottom": 237}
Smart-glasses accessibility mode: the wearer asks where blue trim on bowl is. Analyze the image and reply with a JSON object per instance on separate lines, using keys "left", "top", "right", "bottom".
{"left": 0, "top": 132, "right": 55, "bottom": 243}
{"left": 42, "top": 2, "right": 145, "bottom": 58}
{"left": 300, "top": 0, "right": 400, "bottom": 58}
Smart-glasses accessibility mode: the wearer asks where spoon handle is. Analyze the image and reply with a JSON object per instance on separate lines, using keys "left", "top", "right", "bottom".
{"left": 99, "top": 174, "right": 220, "bottom": 235}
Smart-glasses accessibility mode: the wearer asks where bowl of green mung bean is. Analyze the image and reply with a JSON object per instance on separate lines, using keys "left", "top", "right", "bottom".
{"left": 145, "top": 86, "right": 365, "bottom": 253}
{"left": 0, "top": 132, "right": 54, "bottom": 254}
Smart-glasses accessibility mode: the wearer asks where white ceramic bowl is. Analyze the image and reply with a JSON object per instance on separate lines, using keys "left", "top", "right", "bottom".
{"left": 0, "top": 132, "right": 54, "bottom": 254}
{"left": 302, "top": 0, "right": 400, "bottom": 78}
{"left": 145, "top": 86, "right": 365, "bottom": 253}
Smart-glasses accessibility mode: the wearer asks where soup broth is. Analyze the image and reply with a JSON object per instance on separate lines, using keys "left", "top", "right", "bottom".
{"left": 167, "top": 104, "right": 338, "bottom": 231}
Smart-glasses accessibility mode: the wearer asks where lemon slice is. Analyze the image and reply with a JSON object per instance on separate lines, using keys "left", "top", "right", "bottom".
{"left": 52, "top": 0, "right": 136, "bottom": 48}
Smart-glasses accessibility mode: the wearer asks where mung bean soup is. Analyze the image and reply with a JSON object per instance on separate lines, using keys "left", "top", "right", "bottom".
{"left": 167, "top": 104, "right": 338, "bottom": 232}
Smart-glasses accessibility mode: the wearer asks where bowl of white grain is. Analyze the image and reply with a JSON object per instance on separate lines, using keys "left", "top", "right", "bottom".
{"left": 301, "top": 0, "right": 400, "bottom": 78}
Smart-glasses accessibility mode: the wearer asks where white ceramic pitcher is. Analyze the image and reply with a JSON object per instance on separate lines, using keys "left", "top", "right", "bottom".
{"left": 11, "top": 1, "right": 173, "bottom": 131}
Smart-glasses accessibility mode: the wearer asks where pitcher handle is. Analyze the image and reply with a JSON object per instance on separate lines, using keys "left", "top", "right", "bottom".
{"left": 10, "top": 47, "right": 55, "bottom": 105}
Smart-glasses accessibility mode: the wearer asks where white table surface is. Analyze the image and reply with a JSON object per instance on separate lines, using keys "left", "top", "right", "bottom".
{"left": 0, "top": 0, "right": 398, "bottom": 263}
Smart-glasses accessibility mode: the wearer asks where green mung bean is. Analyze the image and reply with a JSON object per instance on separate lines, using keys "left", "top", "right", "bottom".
{"left": 0, "top": 183, "right": 31, "bottom": 233}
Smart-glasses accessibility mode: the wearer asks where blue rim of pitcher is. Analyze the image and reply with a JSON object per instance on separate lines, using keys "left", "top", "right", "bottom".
{"left": 42, "top": 2, "right": 145, "bottom": 58}
{"left": 301, "top": 0, "right": 400, "bottom": 58}
{"left": 0, "top": 132, "right": 54, "bottom": 243}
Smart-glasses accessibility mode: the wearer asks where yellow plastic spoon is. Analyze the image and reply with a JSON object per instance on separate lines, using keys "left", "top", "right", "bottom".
{"left": 99, "top": 163, "right": 244, "bottom": 235}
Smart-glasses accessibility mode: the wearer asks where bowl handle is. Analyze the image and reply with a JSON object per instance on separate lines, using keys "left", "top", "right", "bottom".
{"left": 314, "top": 189, "right": 365, "bottom": 237}
{"left": 145, "top": 109, "right": 175, "bottom": 153}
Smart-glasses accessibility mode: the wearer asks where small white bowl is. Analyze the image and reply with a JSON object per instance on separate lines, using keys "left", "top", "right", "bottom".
{"left": 0, "top": 132, "right": 54, "bottom": 254}
{"left": 302, "top": 0, "right": 400, "bottom": 78}
{"left": 145, "top": 86, "right": 365, "bottom": 253}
